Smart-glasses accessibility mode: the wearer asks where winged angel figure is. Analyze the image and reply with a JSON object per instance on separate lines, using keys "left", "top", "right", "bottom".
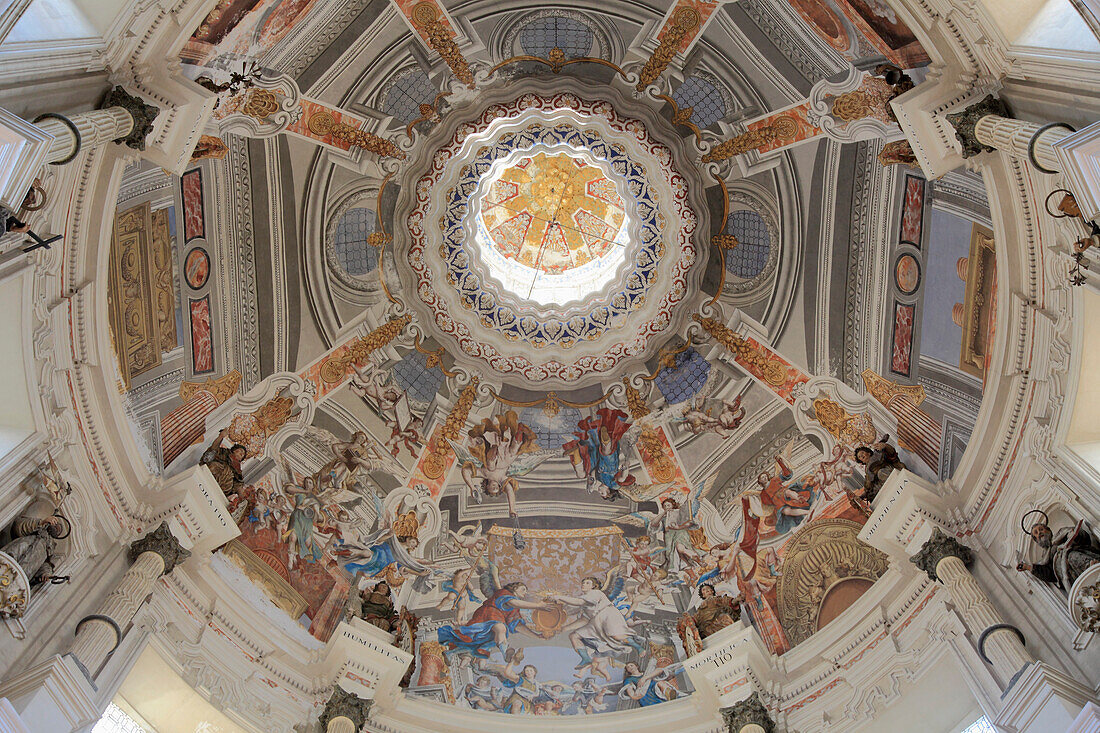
{"left": 333, "top": 491, "right": 437, "bottom": 593}
{"left": 612, "top": 475, "right": 718, "bottom": 575}
{"left": 550, "top": 568, "right": 647, "bottom": 669}
{"left": 449, "top": 411, "right": 557, "bottom": 516}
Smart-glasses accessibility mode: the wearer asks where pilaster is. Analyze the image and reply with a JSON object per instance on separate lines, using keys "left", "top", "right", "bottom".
{"left": 1054, "top": 120, "right": 1100, "bottom": 221}
{"left": 0, "top": 655, "right": 98, "bottom": 732}
{"left": 683, "top": 624, "right": 781, "bottom": 715}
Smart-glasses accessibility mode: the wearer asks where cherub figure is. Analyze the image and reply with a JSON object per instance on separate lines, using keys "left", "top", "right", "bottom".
{"left": 350, "top": 361, "right": 424, "bottom": 458}
{"left": 574, "top": 651, "right": 621, "bottom": 683}
{"left": 676, "top": 394, "right": 745, "bottom": 438}
{"left": 322, "top": 430, "right": 392, "bottom": 491}
{"left": 623, "top": 535, "right": 667, "bottom": 598}
{"left": 438, "top": 524, "right": 495, "bottom": 623}
{"left": 449, "top": 411, "right": 556, "bottom": 516}
{"left": 563, "top": 408, "right": 637, "bottom": 500}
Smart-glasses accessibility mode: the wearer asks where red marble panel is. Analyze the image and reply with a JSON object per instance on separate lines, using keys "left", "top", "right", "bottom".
{"left": 189, "top": 296, "right": 214, "bottom": 374}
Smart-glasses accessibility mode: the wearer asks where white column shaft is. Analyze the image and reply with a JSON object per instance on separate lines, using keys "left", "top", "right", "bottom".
{"left": 935, "top": 555, "right": 1031, "bottom": 681}
{"left": 974, "top": 114, "right": 1072, "bottom": 172}
{"left": 70, "top": 550, "right": 164, "bottom": 675}
{"left": 327, "top": 716, "right": 357, "bottom": 733}
{"left": 35, "top": 107, "right": 135, "bottom": 164}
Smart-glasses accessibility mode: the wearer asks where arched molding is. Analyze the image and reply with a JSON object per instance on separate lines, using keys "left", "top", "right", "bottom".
{"left": 486, "top": 7, "right": 621, "bottom": 64}
{"left": 670, "top": 67, "right": 737, "bottom": 130}
{"left": 721, "top": 180, "right": 782, "bottom": 301}
{"left": 322, "top": 187, "right": 387, "bottom": 299}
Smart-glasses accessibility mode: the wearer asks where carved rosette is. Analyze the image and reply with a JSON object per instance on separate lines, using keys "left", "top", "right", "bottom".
{"left": 1069, "top": 562, "right": 1100, "bottom": 635}
{"left": 721, "top": 692, "right": 776, "bottom": 733}
{"left": 910, "top": 528, "right": 972, "bottom": 582}
{"left": 129, "top": 522, "right": 191, "bottom": 575}
{"left": 945, "top": 95, "right": 1010, "bottom": 159}
{"left": 0, "top": 551, "right": 30, "bottom": 619}
{"left": 101, "top": 86, "right": 161, "bottom": 151}
{"left": 319, "top": 686, "right": 373, "bottom": 730}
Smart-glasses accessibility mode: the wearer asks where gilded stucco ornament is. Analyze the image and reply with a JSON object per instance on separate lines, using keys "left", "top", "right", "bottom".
{"left": 911, "top": 528, "right": 973, "bottom": 582}
{"left": 635, "top": 7, "right": 699, "bottom": 91}
{"left": 721, "top": 692, "right": 775, "bottom": 733}
{"left": 0, "top": 553, "right": 29, "bottom": 619}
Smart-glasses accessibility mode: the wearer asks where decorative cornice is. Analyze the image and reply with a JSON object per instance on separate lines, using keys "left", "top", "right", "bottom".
{"left": 101, "top": 86, "right": 160, "bottom": 151}
{"left": 910, "top": 528, "right": 972, "bottom": 582}
{"left": 319, "top": 686, "right": 373, "bottom": 730}
{"left": 721, "top": 692, "right": 775, "bottom": 733}
{"left": 945, "top": 94, "right": 1009, "bottom": 159}
{"left": 129, "top": 522, "right": 190, "bottom": 574}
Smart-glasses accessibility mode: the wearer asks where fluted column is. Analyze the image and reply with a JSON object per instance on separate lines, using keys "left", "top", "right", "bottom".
{"left": 947, "top": 94, "right": 1077, "bottom": 173}
{"left": 31, "top": 86, "right": 160, "bottom": 165}
{"left": 319, "top": 686, "right": 372, "bottom": 733}
{"left": 70, "top": 523, "right": 189, "bottom": 678}
{"left": 721, "top": 692, "right": 775, "bottom": 733}
{"left": 911, "top": 530, "right": 1031, "bottom": 685}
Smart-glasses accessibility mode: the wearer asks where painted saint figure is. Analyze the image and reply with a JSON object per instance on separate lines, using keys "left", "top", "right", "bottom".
{"left": 757, "top": 454, "right": 813, "bottom": 535}
{"left": 563, "top": 408, "right": 637, "bottom": 501}
{"left": 462, "top": 676, "right": 501, "bottom": 711}
{"left": 478, "top": 651, "right": 556, "bottom": 715}
{"left": 652, "top": 497, "right": 703, "bottom": 573}
{"left": 1017, "top": 515, "right": 1100, "bottom": 594}
{"left": 450, "top": 411, "right": 555, "bottom": 517}
{"left": 619, "top": 661, "right": 678, "bottom": 708}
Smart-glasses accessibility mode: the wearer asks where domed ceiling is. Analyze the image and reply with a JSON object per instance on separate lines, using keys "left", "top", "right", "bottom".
{"left": 103, "top": 0, "right": 995, "bottom": 719}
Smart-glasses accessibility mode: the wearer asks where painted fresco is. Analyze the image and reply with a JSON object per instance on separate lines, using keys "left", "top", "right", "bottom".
{"left": 199, "top": 334, "right": 895, "bottom": 718}
{"left": 181, "top": 0, "right": 321, "bottom": 67}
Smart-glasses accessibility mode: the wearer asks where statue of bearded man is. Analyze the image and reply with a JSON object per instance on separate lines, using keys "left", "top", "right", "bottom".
{"left": 1017, "top": 518, "right": 1100, "bottom": 595}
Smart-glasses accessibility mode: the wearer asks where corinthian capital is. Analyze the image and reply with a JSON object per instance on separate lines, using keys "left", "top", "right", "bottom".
{"left": 128, "top": 522, "right": 190, "bottom": 574}
{"left": 911, "top": 528, "right": 973, "bottom": 582}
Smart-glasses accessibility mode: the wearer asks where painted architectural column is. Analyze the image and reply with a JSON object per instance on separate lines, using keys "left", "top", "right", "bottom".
{"left": 910, "top": 529, "right": 1031, "bottom": 685}
{"left": 947, "top": 95, "right": 1076, "bottom": 174}
{"left": 160, "top": 371, "right": 241, "bottom": 467}
{"left": 33, "top": 87, "right": 160, "bottom": 165}
{"left": 862, "top": 369, "right": 941, "bottom": 471}
{"left": 319, "top": 686, "right": 372, "bottom": 733}
{"left": 69, "top": 523, "right": 189, "bottom": 678}
{"left": 721, "top": 692, "right": 776, "bottom": 733}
